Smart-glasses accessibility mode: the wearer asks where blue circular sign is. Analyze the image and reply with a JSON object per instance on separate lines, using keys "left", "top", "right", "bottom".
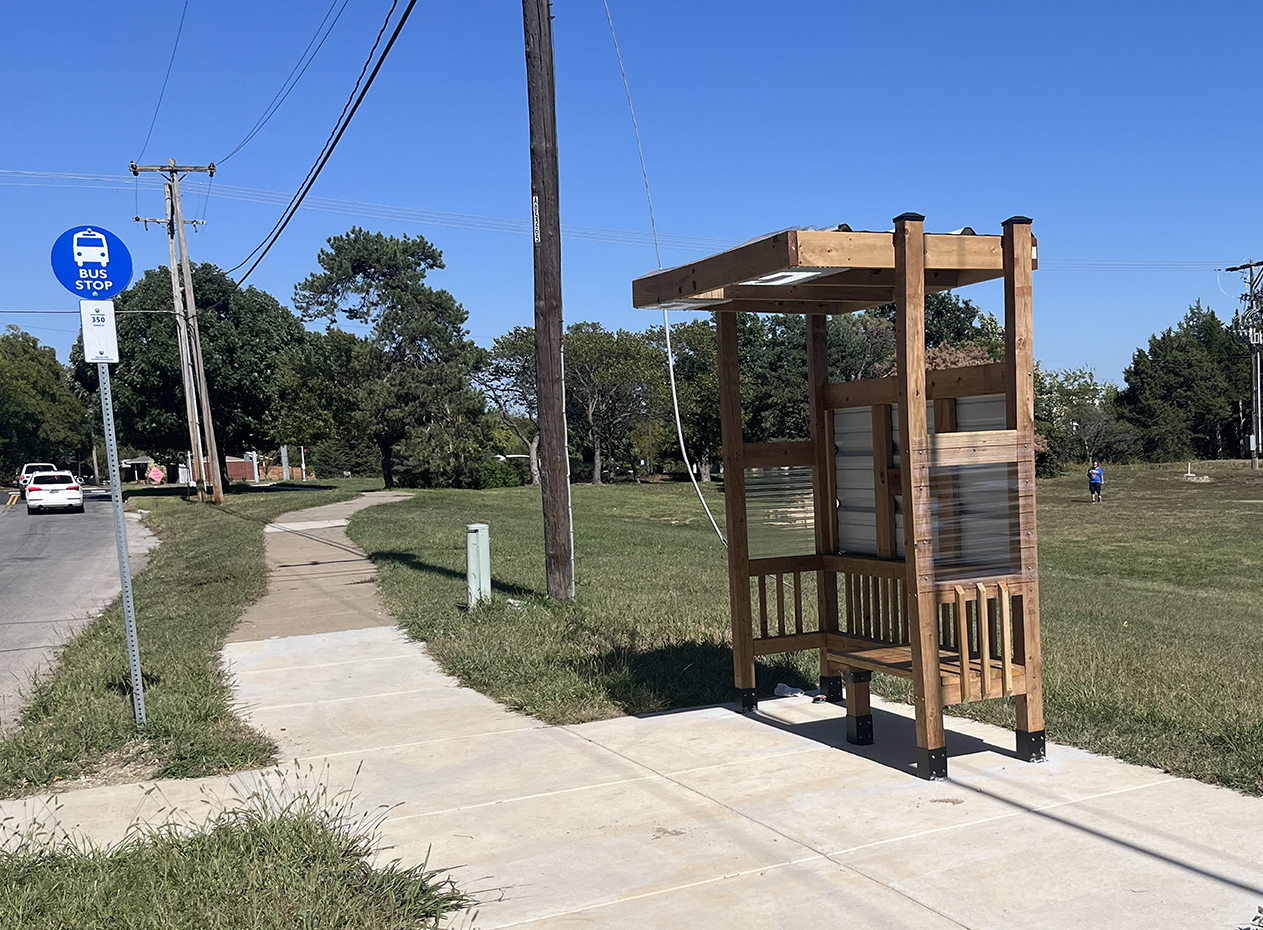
{"left": 50, "top": 225, "right": 133, "bottom": 300}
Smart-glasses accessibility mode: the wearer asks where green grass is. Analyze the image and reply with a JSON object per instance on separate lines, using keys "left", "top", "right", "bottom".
{"left": 0, "top": 766, "right": 471, "bottom": 929}
{"left": 0, "top": 479, "right": 385, "bottom": 799}
{"left": 348, "top": 467, "right": 1263, "bottom": 795}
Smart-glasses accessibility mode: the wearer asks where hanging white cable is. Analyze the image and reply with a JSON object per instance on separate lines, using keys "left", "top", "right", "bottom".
{"left": 602, "top": 0, "right": 725, "bottom": 546}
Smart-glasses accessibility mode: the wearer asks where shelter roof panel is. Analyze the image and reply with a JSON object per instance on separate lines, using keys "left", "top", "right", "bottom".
{"left": 632, "top": 223, "right": 1036, "bottom": 314}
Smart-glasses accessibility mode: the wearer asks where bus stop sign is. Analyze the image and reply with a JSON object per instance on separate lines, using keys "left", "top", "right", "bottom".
{"left": 50, "top": 225, "right": 133, "bottom": 300}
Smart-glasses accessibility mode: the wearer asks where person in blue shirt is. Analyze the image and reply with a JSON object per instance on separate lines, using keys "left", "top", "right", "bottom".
{"left": 1088, "top": 461, "right": 1103, "bottom": 502}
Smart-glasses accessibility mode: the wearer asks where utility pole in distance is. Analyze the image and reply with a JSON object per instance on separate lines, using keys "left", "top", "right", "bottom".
{"left": 136, "top": 183, "right": 207, "bottom": 501}
{"left": 131, "top": 158, "right": 224, "bottom": 503}
{"left": 1227, "top": 260, "right": 1263, "bottom": 471}
{"left": 522, "top": 0, "right": 575, "bottom": 601}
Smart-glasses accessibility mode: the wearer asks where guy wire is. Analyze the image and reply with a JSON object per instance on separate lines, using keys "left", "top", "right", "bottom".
{"left": 602, "top": 0, "right": 726, "bottom": 547}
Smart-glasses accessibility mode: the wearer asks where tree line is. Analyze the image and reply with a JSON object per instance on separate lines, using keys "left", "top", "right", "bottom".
{"left": 1, "top": 226, "right": 1256, "bottom": 485}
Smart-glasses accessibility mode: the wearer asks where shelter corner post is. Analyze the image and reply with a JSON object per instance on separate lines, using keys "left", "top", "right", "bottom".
{"left": 1003, "top": 215, "right": 1046, "bottom": 762}
{"left": 894, "top": 213, "right": 947, "bottom": 779}
{"left": 807, "top": 315, "right": 843, "bottom": 702}
{"left": 718, "top": 313, "right": 756, "bottom": 711}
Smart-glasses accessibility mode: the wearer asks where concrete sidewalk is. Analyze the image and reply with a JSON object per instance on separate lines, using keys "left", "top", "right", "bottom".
{"left": 4, "top": 493, "right": 1261, "bottom": 928}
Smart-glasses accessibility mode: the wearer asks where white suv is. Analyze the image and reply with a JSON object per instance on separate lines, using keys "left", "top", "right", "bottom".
{"left": 16, "top": 463, "right": 56, "bottom": 498}
{"left": 25, "top": 471, "right": 84, "bottom": 514}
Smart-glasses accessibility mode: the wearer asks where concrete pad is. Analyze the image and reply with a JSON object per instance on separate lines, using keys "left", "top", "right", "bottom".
{"left": 264, "top": 519, "right": 349, "bottom": 533}
{"left": 498, "top": 856, "right": 965, "bottom": 930}
{"left": 571, "top": 704, "right": 834, "bottom": 774}
{"left": 306, "top": 725, "right": 652, "bottom": 822}
{"left": 226, "top": 492, "right": 410, "bottom": 641}
{"left": 380, "top": 774, "right": 819, "bottom": 929}
{"left": 224, "top": 625, "right": 422, "bottom": 673}
{"left": 834, "top": 793, "right": 1260, "bottom": 930}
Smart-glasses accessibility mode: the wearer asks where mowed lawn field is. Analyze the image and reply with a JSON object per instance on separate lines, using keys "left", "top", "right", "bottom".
{"left": 347, "top": 464, "right": 1263, "bottom": 796}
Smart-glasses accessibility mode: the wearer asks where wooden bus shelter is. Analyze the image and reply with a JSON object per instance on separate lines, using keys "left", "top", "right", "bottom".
{"left": 632, "top": 214, "right": 1045, "bottom": 780}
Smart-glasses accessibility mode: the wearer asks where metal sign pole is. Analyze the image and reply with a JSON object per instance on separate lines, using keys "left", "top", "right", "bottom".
{"left": 98, "top": 361, "right": 147, "bottom": 727}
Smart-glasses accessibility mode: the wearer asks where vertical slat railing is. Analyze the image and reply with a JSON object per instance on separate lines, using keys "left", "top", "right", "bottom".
{"left": 793, "top": 571, "right": 804, "bottom": 634}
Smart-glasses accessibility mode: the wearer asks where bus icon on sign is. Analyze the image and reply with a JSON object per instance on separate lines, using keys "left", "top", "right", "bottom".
{"left": 73, "top": 229, "right": 109, "bottom": 267}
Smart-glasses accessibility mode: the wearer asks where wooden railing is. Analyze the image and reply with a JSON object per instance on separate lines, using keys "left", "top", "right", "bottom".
{"left": 939, "top": 582, "right": 1017, "bottom": 703}
{"left": 746, "top": 555, "right": 823, "bottom": 656}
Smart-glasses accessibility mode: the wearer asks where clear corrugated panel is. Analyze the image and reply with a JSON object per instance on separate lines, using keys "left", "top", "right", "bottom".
{"left": 746, "top": 466, "right": 816, "bottom": 559}
{"left": 834, "top": 408, "right": 876, "bottom": 555}
{"left": 929, "top": 463, "right": 1019, "bottom": 581}
{"left": 955, "top": 394, "right": 1007, "bottom": 431}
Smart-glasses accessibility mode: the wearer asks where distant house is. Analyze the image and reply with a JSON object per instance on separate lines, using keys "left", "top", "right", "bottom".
{"left": 225, "top": 453, "right": 315, "bottom": 482}
{"left": 119, "top": 456, "right": 153, "bottom": 483}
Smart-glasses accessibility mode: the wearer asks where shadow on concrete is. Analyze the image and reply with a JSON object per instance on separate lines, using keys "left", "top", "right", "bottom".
{"left": 749, "top": 701, "right": 998, "bottom": 779}
{"left": 367, "top": 549, "right": 541, "bottom": 600}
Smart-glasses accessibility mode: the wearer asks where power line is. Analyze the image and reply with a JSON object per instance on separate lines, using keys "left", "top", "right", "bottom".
{"left": 0, "top": 169, "right": 735, "bottom": 251}
{"left": 0, "top": 169, "right": 1243, "bottom": 270}
{"left": 136, "top": 0, "right": 190, "bottom": 162}
{"left": 217, "top": 0, "right": 351, "bottom": 164}
{"left": 230, "top": 0, "right": 416, "bottom": 283}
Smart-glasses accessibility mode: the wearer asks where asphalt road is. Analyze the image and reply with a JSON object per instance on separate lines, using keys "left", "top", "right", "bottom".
{"left": 0, "top": 488, "right": 158, "bottom": 733}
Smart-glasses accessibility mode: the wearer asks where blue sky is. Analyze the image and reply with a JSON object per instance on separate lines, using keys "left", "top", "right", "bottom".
{"left": 1, "top": 1, "right": 1258, "bottom": 382}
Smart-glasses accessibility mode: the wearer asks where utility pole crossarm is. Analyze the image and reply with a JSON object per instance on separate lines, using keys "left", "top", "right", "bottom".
{"left": 130, "top": 162, "right": 216, "bottom": 176}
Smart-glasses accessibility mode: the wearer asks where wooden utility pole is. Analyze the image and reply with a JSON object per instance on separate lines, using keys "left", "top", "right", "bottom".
{"left": 138, "top": 183, "right": 207, "bottom": 501}
{"left": 131, "top": 158, "right": 224, "bottom": 503}
{"left": 522, "top": 0, "right": 575, "bottom": 601}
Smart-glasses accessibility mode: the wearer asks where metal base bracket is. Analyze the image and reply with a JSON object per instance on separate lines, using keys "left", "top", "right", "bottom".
{"left": 916, "top": 746, "right": 948, "bottom": 780}
{"left": 735, "top": 687, "right": 758, "bottom": 714}
{"left": 819, "top": 675, "right": 844, "bottom": 704}
{"left": 1017, "top": 729, "right": 1047, "bottom": 762}
{"left": 846, "top": 713, "right": 874, "bottom": 745}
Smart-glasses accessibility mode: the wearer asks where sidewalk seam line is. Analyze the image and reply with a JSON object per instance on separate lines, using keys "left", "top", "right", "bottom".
{"left": 825, "top": 777, "right": 1175, "bottom": 858}
{"left": 487, "top": 854, "right": 826, "bottom": 929}
{"left": 233, "top": 654, "right": 421, "bottom": 674}
{"left": 291, "top": 725, "right": 546, "bottom": 760}
{"left": 388, "top": 774, "right": 661, "bottom": 820}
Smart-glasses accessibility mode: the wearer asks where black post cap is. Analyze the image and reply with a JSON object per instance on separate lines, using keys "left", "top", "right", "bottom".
{"left": 893, "top": 212, "right": 926, "bottom": 223}
{"left": 1001, "top": 215, "right": 1034, "bottom": 227}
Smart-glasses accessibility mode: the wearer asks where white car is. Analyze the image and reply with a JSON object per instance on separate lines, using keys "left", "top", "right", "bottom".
{"left": 16, "top": 462, "right": 56, "bottom": 497}
{"left": 25, "top": 471, "right": 84, "bottom": 514}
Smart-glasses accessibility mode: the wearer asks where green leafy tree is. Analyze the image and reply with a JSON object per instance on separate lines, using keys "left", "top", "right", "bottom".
{"left": 1115, "top": 301, "right": 1248, "bottom": 460}
{"left": 73, "top": 264, "right": 303, "bottom": 483}
{"left": 564, "top": 323, "right": 657, "bottom": 485}
{"left": 268, "top": 328, "right": 380, "bottom": 478}
{"left": 294, "top": 228, "right": 484, "bottom": 488}
{"left": 1034, "top": 365, "right": 1135, "bottom": 474}
{"left": 480, "top": 326, "right": 540, "bottom": 485}
{"left": 0, "top": 327, "right": 88, "bottom": 475}
{"left": 643, "top": 319, "right": 720, "bottom": 480}
{"left": 875, "top": 290, "right": 998, "bottom": 349}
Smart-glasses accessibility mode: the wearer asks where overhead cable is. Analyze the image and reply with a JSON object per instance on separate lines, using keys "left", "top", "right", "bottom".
{"left": 137, "top": 0, "right": 190, "bottom": 163}
{"left": 0, "top": 171, "right": 1235, "bottom": 271}
{"left": 229, "top": 0, "right": 418, "bottom": 283}
{"left": 217, "top": 0, "right": 352, "bottom": 164}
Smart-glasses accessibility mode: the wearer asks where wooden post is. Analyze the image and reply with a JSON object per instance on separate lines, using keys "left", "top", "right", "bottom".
{"left": 894, "top": 213, "right": 947, "bottom": 780}
{"left": 717, "top": 313, "right": 756, "bottom": 710}
{"left": 522, "top": 0, "right": 575, "bottom": 601}
{"left": 933, "top": 398, "right": 960, "bottom": 563}
{"left": 872, "top": 405, "right": 895, "bottom": 559}
{"left": 1003, "top": 216, "right": 1045, "bottom": 762}
{"left": 806, "top": 316, "right": 842, "bottom": 694}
